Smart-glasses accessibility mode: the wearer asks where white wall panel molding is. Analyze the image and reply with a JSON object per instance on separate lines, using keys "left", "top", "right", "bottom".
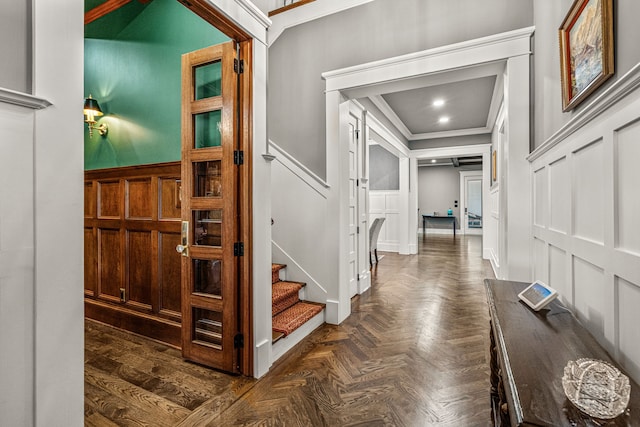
{"left": 617, "top": 277, "right": 640, "bottom": 382}
{"left": 615, "top": 119, "right": 640, "bottom": 257}
{"left": 529, "top": 74, "right": 640, "bottom": 383}
{"left": 0, "top": 102, "right": 36, "bottom": 426}
{"left": 0, "top": 87, "right": 51, "bottom": 110}
{"left": 369, "top": 191, "right": 400, "bottom": 252}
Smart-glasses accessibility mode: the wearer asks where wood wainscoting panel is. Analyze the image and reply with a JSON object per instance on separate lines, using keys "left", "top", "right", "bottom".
{"left": 98, "top": 180, "right": 122, "bottom": 219}
{"left": 85, "top": 181, "right": 96, "bottom": 218}
{"left": 84, "top": 227, "right": 97, "bottom": 296}
{"left": 159, "top": 231, "right": 182, "bottom": 320}
{"left": 126, "top": 178, "right": 153, "bottom": 220}
{"left": 98, "top": 228, "right": 124, "bottom": 302}
{"left": 85, "top": 162, "right": 182, "bottom": 347}
{"left": 160, "top": 177, "right": 181, "bottom": 220}
{"left": 126, "top": 230, "right": 153, "bottom": 311}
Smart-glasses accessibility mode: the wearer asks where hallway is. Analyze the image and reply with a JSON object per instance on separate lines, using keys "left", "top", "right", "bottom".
{"left": 85, "top": 235, "right": 495, "bottom": 426}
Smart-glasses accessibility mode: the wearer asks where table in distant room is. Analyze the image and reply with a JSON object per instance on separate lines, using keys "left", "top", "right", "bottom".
{"left": 422, "top": 215, "right": 456, "bottom": 237}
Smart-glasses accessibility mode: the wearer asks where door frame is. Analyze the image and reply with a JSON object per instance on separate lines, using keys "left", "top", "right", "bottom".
{"left": 324, "top": 28, "right": 533, "bottom": 320}
{"left": 459, "top": 170, "right": 483, "bottom": 235}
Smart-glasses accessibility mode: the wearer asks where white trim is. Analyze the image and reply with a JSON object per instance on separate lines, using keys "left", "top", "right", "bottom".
{"left": 459, "top": 170, "right": 484, "bottom": 235}
{"left": 271, "top": 240, "right": 328, "bottom": 296}
{"left": 322, "top": 27, "right": 534, "bottom": 92}
{"left": 528, "top": 62, "right": 640, "bottom": 162}
{"left": 486, "top": 72, "right": 504, "bottom": 131}
{"left": 0, "top": 87, "right": 51, "bottom": 110}
{"left": 202, "top": 0, "right": 271, "bottom": 44}
{"left": 360, "top": 104, "right": 410, "bottom": 158}
{"left": 410, "top": 143, "right": 491, "bottom": 160}
{"left": 270, "top": 139, "right": 330, "bottom": 196}
{"left": 271, "top": 309, "right": 325, "bottom": 362}
{"left": 268, "top": 0, "right": 374, "bottom": 45}
{"left": 409, "top": 127, "right": 490, "bottom": 141}
{"left": 234, "top": 0, "right": 272, "bottom": 28}
{"left": 369, "top": 95, "right": 412, "bottom": 140}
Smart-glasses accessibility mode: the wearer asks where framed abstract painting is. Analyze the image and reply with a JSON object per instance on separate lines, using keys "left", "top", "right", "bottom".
{"left": 559, "top": 0, "right": 614, "bottom": 111}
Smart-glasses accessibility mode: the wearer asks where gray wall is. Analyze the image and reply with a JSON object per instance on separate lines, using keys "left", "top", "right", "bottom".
{"left": 369, "top": 144, "right": 399, "bottom": 190}
{"left": 269, "top": 0, "right": 534, "bottom": 179}
{"left": 0, "top": 0, "right": 31, "bottom": 93}
{"left": 418, "top": 165, "right": 480, "bottom": 229}
{"left": 533, "top": 0, "right": 640, "bottom": 148}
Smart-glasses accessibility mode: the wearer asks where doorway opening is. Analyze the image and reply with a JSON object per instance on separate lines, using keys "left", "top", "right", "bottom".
{"left": 83, "top": 0, "right": 254, "bottom": 375}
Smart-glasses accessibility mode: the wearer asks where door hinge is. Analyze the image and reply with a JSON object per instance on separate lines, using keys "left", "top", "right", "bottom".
{"left": 357, "top": 274, "right": 360, "bottom": 281}
{"left": 234, "top": 242, "right": 244, "bottom": 256}
{"left": 234, "top": 58, "right": 244, "bottom": 74}
{"left": 234, "top": 333, "right": 244, "bottom": 348}
{"left": 234, "top": 150, "right": 244, "bottom": 165}
{"left": 356, "top": 179, "right": 359, "bottom": 187}
{"left": 357, "top": 226, "right": 360, "bottom": 234}
{"left": 355, "top": 129, "right": 360, "bottom": 139}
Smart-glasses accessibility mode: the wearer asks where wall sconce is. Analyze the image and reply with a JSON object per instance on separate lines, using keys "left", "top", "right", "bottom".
{"left": 84, "top": 95, "right": 108, "bottom": 137}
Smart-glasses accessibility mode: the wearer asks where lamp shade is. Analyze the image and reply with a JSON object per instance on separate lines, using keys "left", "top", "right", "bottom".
{"left": 83, "top": 95, "right": 104, "bottom": 117}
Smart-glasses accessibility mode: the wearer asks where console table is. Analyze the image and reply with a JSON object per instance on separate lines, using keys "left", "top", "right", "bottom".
{"left": 422, "top": 215, "right": 456, "bottom": 236}
{"left": 485, "top": 279, "right": 640, "bottom": 426}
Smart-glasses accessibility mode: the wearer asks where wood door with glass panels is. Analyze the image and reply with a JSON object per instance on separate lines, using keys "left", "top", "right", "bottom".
{"left": 178, "top": 41, "right": 240, "bottom": 373}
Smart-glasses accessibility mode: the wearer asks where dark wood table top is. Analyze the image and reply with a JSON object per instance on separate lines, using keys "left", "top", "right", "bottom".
{"left": 485, "top": 279, "right": 640, "bottom": 426}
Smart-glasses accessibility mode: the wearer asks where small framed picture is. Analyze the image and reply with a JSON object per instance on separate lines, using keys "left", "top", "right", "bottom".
{"left": 559, "top": 0, "right": 614, "bottom": 111}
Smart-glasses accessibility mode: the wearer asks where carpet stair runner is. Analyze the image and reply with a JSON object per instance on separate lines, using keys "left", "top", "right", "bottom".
{"left": 272, "top": 263, "right": 324, "bottom": 343}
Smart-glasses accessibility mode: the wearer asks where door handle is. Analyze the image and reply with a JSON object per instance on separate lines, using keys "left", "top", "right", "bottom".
{"left": 176, "top": 220, "right": 189, "bottom": 257}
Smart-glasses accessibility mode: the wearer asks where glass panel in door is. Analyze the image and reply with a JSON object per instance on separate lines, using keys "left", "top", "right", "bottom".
{"left": 467, "top": 179, "right": 482, "bottom": 229}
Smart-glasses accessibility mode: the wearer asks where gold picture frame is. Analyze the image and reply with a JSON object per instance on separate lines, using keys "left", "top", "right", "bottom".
{"left": 491, "top": 148, "right": 497, "bottom": 185}
{"left": 559, "top": 0, "right": 614, "bottom": 112}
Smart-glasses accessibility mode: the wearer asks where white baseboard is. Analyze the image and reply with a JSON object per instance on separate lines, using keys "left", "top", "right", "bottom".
{"left": 254, "top": 338, "right": 271, "bottom": 378}
{"left": 418, "top": 228, "right": 457, "bottom": 235}
{"left": 271, "top": 309, "right": 325, "bottom": 362}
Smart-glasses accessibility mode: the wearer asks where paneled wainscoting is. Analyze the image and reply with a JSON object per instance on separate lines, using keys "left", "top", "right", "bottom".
{"left": 84, "top": 162, "right": 182, "bottom": 347}
{"left": 528, "top": 65, "right": 640, "bottom": 384}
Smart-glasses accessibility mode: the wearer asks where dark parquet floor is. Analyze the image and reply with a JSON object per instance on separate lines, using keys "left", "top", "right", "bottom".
{"left": 85, "top": 235, "right": 496, "bottom": 426}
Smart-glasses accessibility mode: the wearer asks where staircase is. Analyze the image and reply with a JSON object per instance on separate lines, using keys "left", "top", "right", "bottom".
{"left": 271, "top": 263, "right": 324, "bottom": 360}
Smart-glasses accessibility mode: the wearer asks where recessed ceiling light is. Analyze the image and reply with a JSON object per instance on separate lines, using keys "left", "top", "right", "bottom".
{"left": 431, "top": 159, "right": 437, "bottom": 163}
{"left": 439, "top": 116, "right": 450, "bottom": 124}
{"left": 433, "top": 99, "right": 445, "bottom": 107}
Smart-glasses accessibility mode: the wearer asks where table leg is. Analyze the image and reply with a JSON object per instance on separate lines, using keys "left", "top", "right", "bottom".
{"left": 453, "top": 218, "right": 455, "bottom": 237}
{"left": 423, "top": 217, "right": 425, "bottom": 236}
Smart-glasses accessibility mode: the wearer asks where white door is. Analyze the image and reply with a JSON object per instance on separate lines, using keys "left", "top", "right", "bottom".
{"left": 357, "top": 119, "right": 370, "bottom": 293}
{"left": 348, "top": 112, "right": 359, "bottom": 298}
{"left": 460, "top": 171, "right": 483, "bottom": 235}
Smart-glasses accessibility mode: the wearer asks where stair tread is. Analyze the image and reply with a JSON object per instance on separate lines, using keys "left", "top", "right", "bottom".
{"left": 272, "top": 281, "right": 302, "bottom": 315}
{"left": 271, "top": 263, "right": 286, "bottom": 272}
{"left": 272, "top": 330, "right": 285, "bottom": 344}
{"left": 272, "top": 280, "right": 306, "bottom": 287}
{"left": 272, "top": 301, "right": 324, "bottom": 337}
{"left": 272, "top": 263, "right": 287, "bottom": 284}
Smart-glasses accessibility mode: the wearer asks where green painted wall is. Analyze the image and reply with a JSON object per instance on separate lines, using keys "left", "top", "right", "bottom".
{"left": 84, "top": 0, "right": 229, "bottom": 170}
